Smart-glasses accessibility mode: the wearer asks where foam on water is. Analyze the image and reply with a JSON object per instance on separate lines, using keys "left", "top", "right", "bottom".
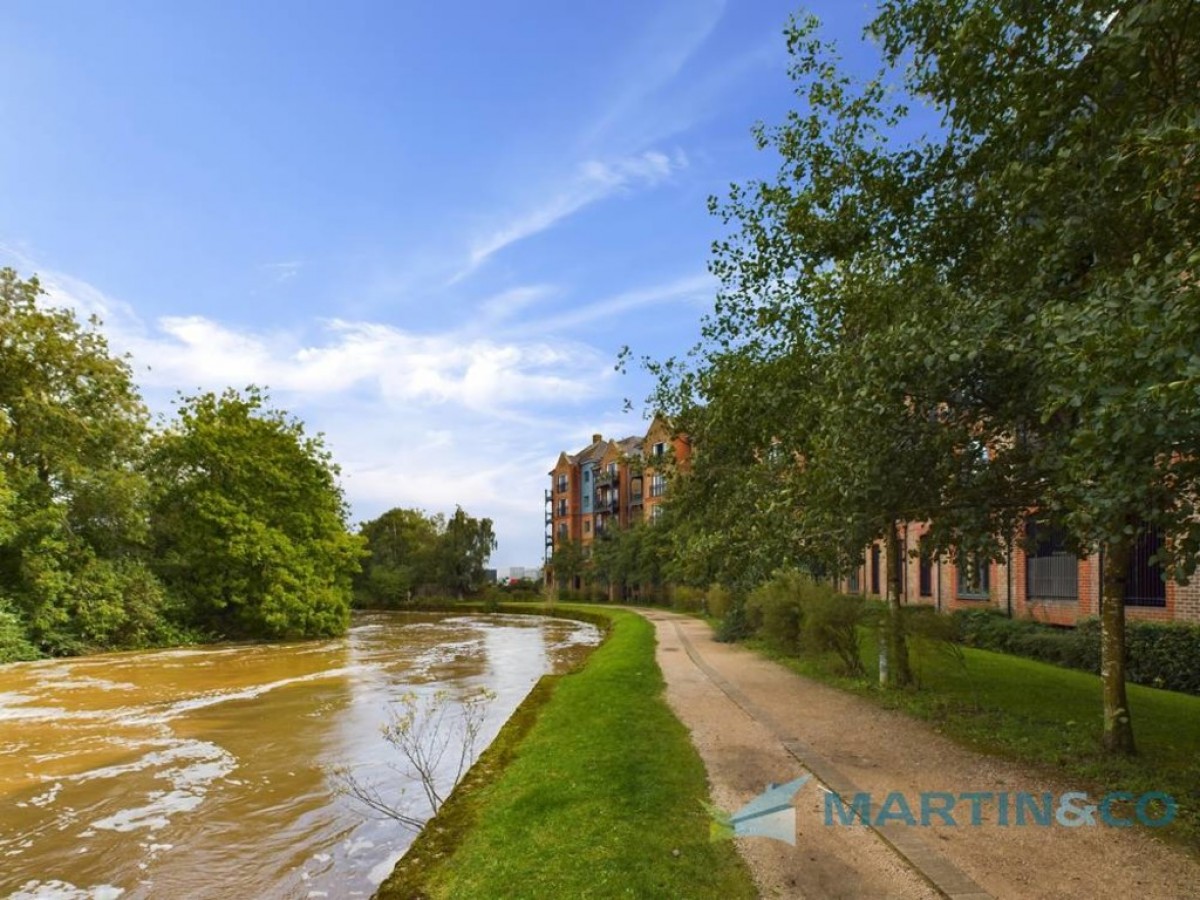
{"left": 9, "top": 881, "right": 124, "bottom": 899}
{"left": 81, "top": 739, "right": 237, "bottom": 833}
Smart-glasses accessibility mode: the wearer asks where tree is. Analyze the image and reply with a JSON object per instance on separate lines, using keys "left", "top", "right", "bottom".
{"left": 0, "top": 268, "right": 168, "bottom": 653}
{"left": 146, "top": 387, "right": 364, "bottom": 639}
{"left": 868, "top": 0, "right": 1200, "bottom": 752}
{"left": 549, "top": 538, "right": 586, "bottom": 597}
{"left": 432, "top": 506, "right": 497, "bottom": 599}
{"left": 354, "top": 508, "right": 441, "bottom": 605}
{"left": 354, "top": 506, "right": 497, "bottom": 603}
{"left": 592, "top": 519, "right": 671, "bottom": 602}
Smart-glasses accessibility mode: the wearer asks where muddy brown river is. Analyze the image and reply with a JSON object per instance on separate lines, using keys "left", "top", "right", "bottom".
{"left": 0, "top": 611, "right": 601, "bottom": 899}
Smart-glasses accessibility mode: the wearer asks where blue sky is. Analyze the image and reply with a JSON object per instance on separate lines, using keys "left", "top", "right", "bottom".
{"left": 1, "top": 1, "right": 895, "bottom": 570}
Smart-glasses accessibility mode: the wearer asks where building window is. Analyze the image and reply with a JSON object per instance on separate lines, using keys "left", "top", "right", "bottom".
{"left": 557, "top": 523, "right": 568, "bottom": 540}
{"left": 556, "top": 474, "right": 568, "bottom": 493}
{"left": 1125, "top": 524, "right": 1166, "bottom": 607}
{"left": 584, "top": 520, "right": 590, "bottom": 533}
{"left": 557, "top": 499, "right": 567, "bottom": 517}
{"left": 650, "top": 474, "right": 666, "bottom": 497}
{"left": 653, "top": 441, "right": 666, "bottom": 458}
{"left": 607, "top": 462, "right": 617, "bottom": 477}
{"left": 650, "top": 505, "right": 664, "bottom": 523}
{"left": 957, "top": 554, "right": 990, "bottom": 600}
{"left": 1026, "top": 521, "right": 1078, "bottom": 601}
{"left": 870, "top": 545, "right": 880, "bottom": 595}
{"left": 919, "top": 554, "right": 933, "bottom": 597}
{"left": 847, "top": 568, "right": 860, "bottom": 594}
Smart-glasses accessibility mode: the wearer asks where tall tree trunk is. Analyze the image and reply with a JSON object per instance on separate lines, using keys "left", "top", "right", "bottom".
{"left": 1101, "top": 537, "right": 1136, "bottom": 754}
{"left": 883, "top": 523, "right": 912, "bottom": 688}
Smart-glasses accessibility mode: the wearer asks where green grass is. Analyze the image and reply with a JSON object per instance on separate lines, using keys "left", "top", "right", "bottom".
{"left": 744, "top": 628, "right": 1200, "bottom": 851}
{"left": 378, "top": 605, "right": 756, "bottom": 899}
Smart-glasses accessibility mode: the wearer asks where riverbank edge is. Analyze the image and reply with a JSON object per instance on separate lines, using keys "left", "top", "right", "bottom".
{"left": 374, "top": 602, "right": 611, "bottom": 898}
{"left": 373, "top": 602, "right": 756, "bottom": 899}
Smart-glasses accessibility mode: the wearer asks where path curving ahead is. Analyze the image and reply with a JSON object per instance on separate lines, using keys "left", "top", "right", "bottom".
{"left": 637, "top": 609, "right": 1199, "bottom": 900}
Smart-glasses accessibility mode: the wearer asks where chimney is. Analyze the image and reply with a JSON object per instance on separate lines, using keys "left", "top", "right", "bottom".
{"left": 592, "top": 433, "right": 602, "bottom": 443}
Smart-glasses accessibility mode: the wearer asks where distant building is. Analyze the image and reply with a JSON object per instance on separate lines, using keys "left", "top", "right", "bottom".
{"left": 544, "top": 414, "right": 689, "bottom": 591}
{"left": 506, "top": 566, "right": 542, "bottom": 582}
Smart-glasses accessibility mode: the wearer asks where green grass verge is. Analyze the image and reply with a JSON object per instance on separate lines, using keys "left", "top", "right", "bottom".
{"left": 377, "top": 604, "right": 756, "bottom": 899}
{"left": 743, "top": 628, "right": 1200, "bottom": 851}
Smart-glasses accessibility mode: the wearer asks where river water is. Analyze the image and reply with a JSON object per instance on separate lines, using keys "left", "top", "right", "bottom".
{"left": 0, "top": 611, "right": 601, "bottom": 899}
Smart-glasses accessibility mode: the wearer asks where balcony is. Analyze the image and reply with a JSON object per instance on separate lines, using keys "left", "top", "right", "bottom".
{"left": 629, "top": 492, "right": 643, "bottom": 506}
{"left": 595, "top": 470, "right": 619, "bottom": 489}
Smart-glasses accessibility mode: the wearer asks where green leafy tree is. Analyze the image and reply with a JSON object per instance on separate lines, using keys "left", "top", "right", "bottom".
{"left": 592, "top": 520, "right": 670, "bottom": 602}
{"left": 867, "top": 0, "right": 1200, "bottom": 751}
{"left": 354, "top": 508, "right": 441, "bottom": 605}
{"left": 549, "top": 538, "right": 586, "bottom": 597}
{"left": 146, "top": 387, "right": 364, "bottom": 639}
{"left": 432, "top": 506, "right": 497, "bottom": 599}
{"left": 0, "top": 268, "right": 168, "bottom": 653}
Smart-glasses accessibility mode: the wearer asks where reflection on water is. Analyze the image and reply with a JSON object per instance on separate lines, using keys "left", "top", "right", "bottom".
{"left": 0, "top": 611, "right": 601, "bottom": 899}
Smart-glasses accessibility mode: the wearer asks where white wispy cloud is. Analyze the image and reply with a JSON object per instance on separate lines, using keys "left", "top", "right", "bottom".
{"left": 515, "top": 271, "right": 714, "bottom": 335}
{"left": 476, "top": 284, "right": 559, "bottom": 323}
{"left": 260, "top": 260, "right": 303, "bottom": 282}
{"left": 582, "top": 0, "right": 728, "bottom": 149}
{"left": 458, "top": 149, "right": 688, "bottom": 279}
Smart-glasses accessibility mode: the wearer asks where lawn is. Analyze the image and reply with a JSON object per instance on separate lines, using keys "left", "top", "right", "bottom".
{"left": 747, "top": 627, "right": 1200, "bottom": 849}
{"left": 378, "top": 605, "right": 756, "bottom": 899}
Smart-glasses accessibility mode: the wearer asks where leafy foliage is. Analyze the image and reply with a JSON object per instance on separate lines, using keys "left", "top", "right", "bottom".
{"left": 0, "top": 269, "right": 169, "bottom": 654}
{"left": 354, "top": 506, "right": 497, "bottom": 604}
{"left": 590, "top": 521, "right": 669, "bottom": 602}
{"left": 146, "top": 387, "right": 363, "bottom": 640}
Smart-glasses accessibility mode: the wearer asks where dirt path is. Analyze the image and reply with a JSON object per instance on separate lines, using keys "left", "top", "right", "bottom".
{"left": 638, "top": 609, "right": 1200, "bottom": 900}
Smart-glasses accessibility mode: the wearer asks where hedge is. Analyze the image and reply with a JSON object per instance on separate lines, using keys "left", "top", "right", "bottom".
{"left": 953, "top": 609, "right": 1200, "bottom": 696}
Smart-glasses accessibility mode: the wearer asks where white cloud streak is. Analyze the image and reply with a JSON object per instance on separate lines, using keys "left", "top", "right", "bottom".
{"left": 515, "top": 271, "right": 715, "bottom": 335}
{"left": 459, "top": 149, "right": 688, "bottom": 278}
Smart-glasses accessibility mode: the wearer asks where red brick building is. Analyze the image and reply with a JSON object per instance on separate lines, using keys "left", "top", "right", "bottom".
{"left": 838, "top": 522, "right": 1200, "bottom": 625}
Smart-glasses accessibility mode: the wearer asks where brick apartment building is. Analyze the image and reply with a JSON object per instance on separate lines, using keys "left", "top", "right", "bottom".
{"left": 544, "top": 415, "right": 688, "bottom": 591}
{"left": 838, "top": 522, "right": 1200, "bottom": 625}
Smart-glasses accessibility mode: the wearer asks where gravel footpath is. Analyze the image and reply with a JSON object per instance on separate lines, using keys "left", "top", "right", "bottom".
{"left": 638, "top": 609, "right": 1200, "bottom": 900}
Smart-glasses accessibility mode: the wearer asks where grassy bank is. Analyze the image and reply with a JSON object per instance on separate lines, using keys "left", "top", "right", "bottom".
{"left": 744, "top": 628, "right": 1200, "bottom": 850}
{"left": 378, "top": 605, "right": 755, "bottom": 899}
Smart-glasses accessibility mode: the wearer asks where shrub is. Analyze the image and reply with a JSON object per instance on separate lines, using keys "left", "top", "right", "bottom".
{"left": 706, "top": 583, "right": 733, "bottom": 619}
{"left": 952, "top": 609, "right": 1200, "bottom": 696}
{"left": 671, "top": 585, "right": 705, "bottom": 614}
{"left": 715, "top": 597, "right": 755, "bottom": 643}
{"left": 0, "top": 601, "right": 38, "bottom": 663}
{"left": 745, "top": 570, "right": 805, "bottom": 653}
{"left": 1126, "top": 620, "right": 1200, "bottom": 695}
{"left": 796, "top": 580, "right": 867, "bottom": 676}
